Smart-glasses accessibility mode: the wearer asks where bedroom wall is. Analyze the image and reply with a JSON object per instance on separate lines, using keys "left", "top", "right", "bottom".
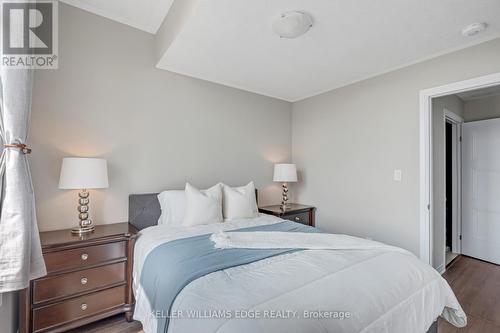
{"left": 464, "top": 94, "right": 500, "bottom": 122}
{"left": 0, "top": 292, "right": 17, "bottom": 333}
{"left": 30, "top": 3, "right": 292, "bottom": 232}
{"left": 431, "top": 95, "right": 464, "bottom": 272}
{"left": 292, "top": 38, "right": 500, "bottom": 255}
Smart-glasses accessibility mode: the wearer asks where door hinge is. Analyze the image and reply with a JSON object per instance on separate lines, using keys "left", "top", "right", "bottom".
{"left": 459, "top": 136, "right": 462, "bottom": 142}
{"left": 427, "top": 204, "right": 430, "bottom": 210}
{"left": 459, "top": 235, "right": 462, "bottom": 240}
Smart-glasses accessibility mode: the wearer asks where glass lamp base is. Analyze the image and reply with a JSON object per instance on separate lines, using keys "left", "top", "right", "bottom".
{"left": 72, "top": 189, "right": 95, "bottom": 235}
{"left": 280, "top": 203, "right": 292, "bottom": 212}
{"left": 71, "top": 225, "right": 95, "bottom": 234}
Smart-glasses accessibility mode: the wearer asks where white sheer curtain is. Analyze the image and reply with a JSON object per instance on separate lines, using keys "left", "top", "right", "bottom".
{"left": 0, "top": 67, "right": 46, "bottom": 292}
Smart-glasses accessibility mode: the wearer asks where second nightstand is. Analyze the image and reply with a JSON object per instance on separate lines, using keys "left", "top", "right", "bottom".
{"left": 259, "top": 204, "right": 316, "bottom": 226}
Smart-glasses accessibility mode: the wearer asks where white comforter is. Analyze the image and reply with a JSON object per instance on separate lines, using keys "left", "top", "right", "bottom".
{"left": 133, "top": 214, "right": 465, "bottom": 333}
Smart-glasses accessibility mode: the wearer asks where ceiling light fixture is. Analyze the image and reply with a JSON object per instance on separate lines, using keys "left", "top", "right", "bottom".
{"left": 461, "top": 22, "right": 488, "bottom": 37}
{"left": 272, "top": 11, "right": 313, "bottom": 39}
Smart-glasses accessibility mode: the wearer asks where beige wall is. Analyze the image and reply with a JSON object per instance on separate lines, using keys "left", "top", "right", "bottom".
{"left": 30, "top": 4, "right": 292, "bottom": 232}
{"left": 0, "top": 292, "right": 17, "bottom": 333}
{"left": 432, "top": 95, "right": 463, "bottom": 271}
{"left": 464, "top": 94, "right": 500, "bottom": 122}
{"left": 292, "top": 38, "right": 500, "bottom": 255}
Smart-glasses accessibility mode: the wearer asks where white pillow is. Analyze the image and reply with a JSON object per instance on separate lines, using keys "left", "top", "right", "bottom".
{"left": 157, "top": 190, "right": 186, "bottom": 226}
{"left": 183, "top": 183, "right": 223, "bottom": 226}
{"left": 222, "top": 181, "right": 259, "bottom": 220}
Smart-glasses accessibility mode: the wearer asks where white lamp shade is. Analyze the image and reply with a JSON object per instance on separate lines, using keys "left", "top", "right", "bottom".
{"left": 273, "top": 164, "right": 297, "bottom": 182}
{"left": 59, "top": 158, "right": 109, "bottom": 190}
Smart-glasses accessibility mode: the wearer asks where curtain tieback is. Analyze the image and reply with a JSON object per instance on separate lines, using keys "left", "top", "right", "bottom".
{"left": 3, "top": 143, "right": 32, "bottom": 154}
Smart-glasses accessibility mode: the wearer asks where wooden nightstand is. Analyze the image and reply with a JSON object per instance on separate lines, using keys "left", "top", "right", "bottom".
{"left": 20, "top": 223, "right": 138, "bottom": 333}
{"left": 259, "top": 204, "right": 316, "bottom": 226}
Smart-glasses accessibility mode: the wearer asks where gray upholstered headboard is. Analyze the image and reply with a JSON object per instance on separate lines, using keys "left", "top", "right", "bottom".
{"left": 129, "top": 193, "right": 161, "bottom": 230}
{"left": 129, "top": 189, "right": 259, "bottom": 231}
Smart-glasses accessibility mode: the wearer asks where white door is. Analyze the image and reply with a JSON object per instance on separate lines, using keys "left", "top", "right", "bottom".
{"left": 462, "top": 118, "right": 500, "bottom": 265}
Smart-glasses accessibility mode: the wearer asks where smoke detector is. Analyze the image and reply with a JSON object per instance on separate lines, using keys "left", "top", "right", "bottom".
{"left": 461, "top": 23, "right": 488, "bottom": 37}
{"left": 272, "top": 11, "right": 313, "bottom": 39}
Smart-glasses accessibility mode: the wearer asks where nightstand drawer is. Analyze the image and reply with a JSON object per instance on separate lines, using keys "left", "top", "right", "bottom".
{"left": 44, "top": 241, "right": 126, "bottom": 274}
{"left": 285, "top": 212, "right": 310, "bottom": 225}
{"left": 32, "top": 285, "right": 126, "bottom": 332}
{"left": 33, "top": 262, "right": 126, "bottom": 304}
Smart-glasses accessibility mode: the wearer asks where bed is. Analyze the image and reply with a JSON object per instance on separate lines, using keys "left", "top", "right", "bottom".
{"left": 129, "top": 193, "right": 465, "bottom": 333}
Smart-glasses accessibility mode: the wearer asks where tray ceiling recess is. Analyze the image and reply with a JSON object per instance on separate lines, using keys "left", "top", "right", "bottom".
{"left": 63, "top": 0, "right": 500, "bottom": 102}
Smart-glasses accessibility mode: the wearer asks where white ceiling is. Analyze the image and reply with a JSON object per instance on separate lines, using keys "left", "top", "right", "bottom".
{"left": 158, "top": 0, "right": 500, "bottom": 101}
{"left": 457, "top": 85, "right": 500, "bottom": 101}
{"left": 63, "top": 0, "right": 500, "bottom": 102}
{"left": 61, "top": 0, "right": 174, "bottom": 34}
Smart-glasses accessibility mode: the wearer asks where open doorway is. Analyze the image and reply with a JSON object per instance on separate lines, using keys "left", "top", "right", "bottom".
{"left": 444, "top": 111, "right": 462, "bottom": 267}
{"left": 428, "top": 81, "right": 500, "bottom": 273}
{"left": 421, "top": 74, "right": 500, "bottom": 332}
{"left": 420, "top": 72, "right": 500, "bottom": 271}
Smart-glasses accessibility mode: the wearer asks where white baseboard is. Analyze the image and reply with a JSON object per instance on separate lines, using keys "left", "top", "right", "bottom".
{"left": 436, "top": 264, "right": 446, "bottom": 275}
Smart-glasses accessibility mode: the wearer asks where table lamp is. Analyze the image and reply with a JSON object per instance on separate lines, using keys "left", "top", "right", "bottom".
{"left": 273, "top": 163, "right": 297, "bottom": 211}
{"left": 59, "top": 158, "right": 109, "bottom": 234}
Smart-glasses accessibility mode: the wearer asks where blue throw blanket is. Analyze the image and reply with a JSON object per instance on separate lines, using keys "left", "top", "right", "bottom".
{"left": 140, "top": 221, "right": 320, "bottom": 333}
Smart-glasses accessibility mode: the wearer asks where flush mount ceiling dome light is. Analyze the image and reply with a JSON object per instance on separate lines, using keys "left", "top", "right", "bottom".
{"left": 461, "top": 22, "right": 488, "bottom": 37}
{"left": 272, "top": 11, "right": 313, "bottom": 39}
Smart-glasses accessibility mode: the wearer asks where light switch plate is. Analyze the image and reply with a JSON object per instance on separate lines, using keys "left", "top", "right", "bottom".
{"left": 393, "top": 169, "right": 402, "bottom": 182}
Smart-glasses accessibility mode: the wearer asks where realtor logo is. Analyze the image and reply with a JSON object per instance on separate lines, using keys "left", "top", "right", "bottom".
{"left": 1, "top": 0, "right": 58, "bottom": 69}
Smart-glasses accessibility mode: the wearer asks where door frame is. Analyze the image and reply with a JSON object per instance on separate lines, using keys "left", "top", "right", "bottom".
{"left": 419, "top": 72, "right": 500, "bottom": 265}
{"left": 444, "top": 109, "right": 463, "bottom": 255}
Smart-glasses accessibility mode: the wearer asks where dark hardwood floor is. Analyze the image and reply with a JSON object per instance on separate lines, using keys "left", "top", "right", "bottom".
{"left": 439, "top": 255, "right": 500, "bottom": 333}
{"left": 68, "top": 255, "right": 500, "bottom": 333}
{"left": 65, "top": 315, "right": 143, "bottom": 333}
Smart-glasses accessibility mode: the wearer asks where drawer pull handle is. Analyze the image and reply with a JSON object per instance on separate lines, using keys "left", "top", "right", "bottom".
{"left": 295, "top": 217, "right": 301, "bottom": 221}
{"left": 81, "top": 253, "right": 88, "bottom": 261}
{"left": 81, "top": 303, "right": 88, "bottom": 311}
{"left": 80, "top": 277, "right": 88, "bottom": 285}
